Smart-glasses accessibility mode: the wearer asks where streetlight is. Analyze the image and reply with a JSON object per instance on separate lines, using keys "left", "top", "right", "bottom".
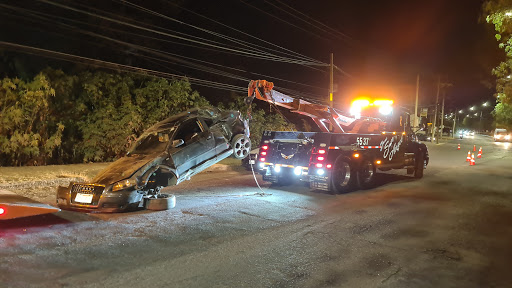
{"left": 507, "top": 12, "right": 512, "bottom": 16}
{"left": 474, "top": 113, "right": 478, "bottom": 116}
{"left": 470, "top": 106, "right": 474, "bottom": 111}
{"left": 459, "top": 110, "right": 463, "bottom": 113}
{"left": 483, "top": 102, "right": 488, "bottom": 107}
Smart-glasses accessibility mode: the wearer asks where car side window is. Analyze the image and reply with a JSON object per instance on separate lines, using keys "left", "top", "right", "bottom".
{"left": 174, "top": 119, "right": 203, "bottom": 145}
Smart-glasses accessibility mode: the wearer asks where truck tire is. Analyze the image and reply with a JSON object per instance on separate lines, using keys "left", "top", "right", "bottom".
{"left": 414, "top": 153, "right": 424, "bottom": 179}
{"left": 358, "top": 159, "right": 376, "bottom": 189}
{"left": 231, "top": 134, "right": 251, "bottom": 160}
{"left": 331, "top": 157, "right": 356, "bottom": 194}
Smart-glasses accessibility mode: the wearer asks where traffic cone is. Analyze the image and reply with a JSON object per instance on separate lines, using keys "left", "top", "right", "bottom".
{"left": 477, "top": 147, "right": 482, "bottom": 158}
{"left": 473, "top": 145, "right": 476, "bottom": 152}
{"left": 457, "top": 143, "right": 461, "bottom": 150}
{"left": 470, "top": 153, "right": 476, "bottom": 166}
{"left": 466, "top": 151, "right": 471, "bottom": 162}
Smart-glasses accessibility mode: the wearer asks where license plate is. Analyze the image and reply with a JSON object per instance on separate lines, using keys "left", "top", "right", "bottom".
{"left": 75, "top": 193, "right": 93, "bottom": 203}
{"left": 249, "top": 160, "right": 255, "bottom": 164}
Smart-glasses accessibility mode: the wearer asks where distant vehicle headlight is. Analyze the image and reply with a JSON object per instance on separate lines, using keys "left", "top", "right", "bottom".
{"left": 496, "top": 135, "right": 502, "bottom": 139}
{"left": 274, "top": 165, "right": 281, "bottom": 173}
{"left": 112, "top": 179, "right": 137, "bottom": 192}
{"left": 294, "top": 166, "right": 302, "bottom": 176}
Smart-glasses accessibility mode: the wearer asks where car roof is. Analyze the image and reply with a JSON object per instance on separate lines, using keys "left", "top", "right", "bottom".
{"left": 144, "top": 107, "right": 235, "bottom": 133}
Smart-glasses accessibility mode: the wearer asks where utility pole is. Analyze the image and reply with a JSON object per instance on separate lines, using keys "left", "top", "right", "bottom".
{"left": 329, "top": 53, "right": 334, "bottom": 131}
{"left": 432, "top": 76, "right": 440, "bottom": 143}
{"left": 414, "top": 74, "right": 419, "bottom": 128}
{"left": 452, "top": 109, "right": 457, "bottom": 139}
{"left": 440, "top": 90, "right": 445, "bottom": 139}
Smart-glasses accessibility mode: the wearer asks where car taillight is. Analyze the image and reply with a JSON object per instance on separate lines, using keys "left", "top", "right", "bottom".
{"left": 261, "top": 151, "right": 267, "bottom": 156}
{"left": 318, "top": 149, "right": 326, "bottom": 154}
{"left": 317, "top": 156, "right": 324, "bottom": 161}
{"left": 326, "top": 164, "right": 332, "bottom": 169}
{"left": 260, "top": 157, "right": 266, "bottom": 162}
{"left": 316, "top": 163, "right": 323, "bottom": 168}
{"left": 262, "top": 145, "right": 268, "bottom": 150}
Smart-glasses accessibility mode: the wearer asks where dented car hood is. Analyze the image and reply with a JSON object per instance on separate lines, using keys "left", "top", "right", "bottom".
{"left": 91, "top": 152, "right": 167, "bottom": 185}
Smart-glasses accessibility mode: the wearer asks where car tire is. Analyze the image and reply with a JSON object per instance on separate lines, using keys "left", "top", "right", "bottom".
{"left": 145, "top": 194, "right": 176, "bottom": 211}
{"left": 358, "top": 159, "right": 376, "bottom": 189}
{"left": 331, "top": 157, "right": 356, "bottom": 194}
{"left": 414, "top": 153, "right": 424, "bottom": 179}
{"left": 231, "top": 134, "right": 251, "bottom": 160}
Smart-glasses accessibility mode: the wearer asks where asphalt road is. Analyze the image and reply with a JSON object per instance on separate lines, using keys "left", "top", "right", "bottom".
{"left": 1, "top": 134, "right": 512, "bottom": 288}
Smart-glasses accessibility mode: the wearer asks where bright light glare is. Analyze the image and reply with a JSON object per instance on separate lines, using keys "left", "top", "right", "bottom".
{"left": 507, "top": 12, "right": 512, "bottom": 17}
{"left": 259, "top": 163, "right": 264, "bottom": 168}
{"left": 379, "top": 106, "right": 393, "bottom": 115}
{"left": 317, "top": 169, "right": 325, "bottom": 175}
{"left": 470, "top": 107, "right": 474, "bottom": 110}
{"left": 294, "top": 167, "right": 302, "bottom": 176}
{"left": 0, "top": 207, "right": 5, "bottom": 215}
{"left": 483, "top": 102, "right": 488, "bottom": 106}
{"left": 459, "top": 110, "right": 463, "bottom": 113}
{"left": 274, "top": 165, "right": 281, "bottom": 173}
{"left": 373, "top": 99, "right": 394, "bottom": 106}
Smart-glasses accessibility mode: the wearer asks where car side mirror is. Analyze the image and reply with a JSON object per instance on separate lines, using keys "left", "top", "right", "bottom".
{"left": 172, "top": 139, "right": 184, "bottom": 148}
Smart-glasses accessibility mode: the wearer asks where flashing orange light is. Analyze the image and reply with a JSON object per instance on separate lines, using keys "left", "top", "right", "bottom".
{"left": 402, "top": 132, "right": 406, "bottom": 135}
{"left": 376, "top": 160, "right": 382, "bottom": 164}
{"left": 318, "top": 149, "right": 326, "bottom": 154}
{"left": 382, "top": 132, "right": 386, "bottom": 135}
{"left": 351, "top": 99, "right": 371, "bottom": 108}
{"left": 392, "top": 131, "right": 396, "bottom": 135}
{"left": 373, "top": 99, "right": 394, "bottom": 106}
{"left": 353, "top": 153, "right": 360, "bottom": 158}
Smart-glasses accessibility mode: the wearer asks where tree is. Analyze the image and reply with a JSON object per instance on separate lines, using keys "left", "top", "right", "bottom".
{"left": 484, "top": 0, "right": 512, "bottom": 128}
{"left": 0, "top": 74, "right": 63, "bottom": 166}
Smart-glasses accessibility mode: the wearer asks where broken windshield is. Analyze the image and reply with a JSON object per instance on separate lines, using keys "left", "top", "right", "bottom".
{"left": 128, "top": 129, "right": 173, "bottom": 155}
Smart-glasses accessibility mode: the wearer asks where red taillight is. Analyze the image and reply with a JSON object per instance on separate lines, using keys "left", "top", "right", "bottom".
{"left": 318, "top": 149, "right": 326, "bottom": 154}
{"left": 261, "top": 151, "right": 267, "bottom": 156}
{"left": 260, "top": 157, "right": 266, "bottom": 162}
{"left": 317, "top": 156, "right": 324, "bottom": 161}
{"left": 262, "top": 145, "right": 268, "bottom": 150}
{"left": 0, "top": 207, "right": 5, "bottom": 216}
{"left": 326, "top": 164, "right": 332, "bottom": 169}
{"left": 316, "top": 163, "right": 323, "bottom": 168}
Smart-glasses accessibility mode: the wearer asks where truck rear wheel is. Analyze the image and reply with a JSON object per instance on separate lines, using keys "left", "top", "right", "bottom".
{"left": 414, "top": 153, "right": 424, "bottom": 179}
{"left": 358, "top": 159, "right": 376, "bottom": 189}
{"left": 331, "top": 157, "right": 355, "bottom": 194}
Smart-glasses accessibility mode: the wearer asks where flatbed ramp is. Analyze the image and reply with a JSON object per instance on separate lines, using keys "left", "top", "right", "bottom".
{"left": 0, "top": 189, "right": 60, "bottom": 220}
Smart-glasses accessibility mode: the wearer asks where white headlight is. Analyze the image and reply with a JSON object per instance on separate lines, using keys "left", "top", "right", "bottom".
{"left": 294, "top": 167, "right": 302, "bottom": 176}
{"left": 379, "top": 106, "right": 393, "bottom": 115}
{"left": 274, "top": 165, "right": 281, "bottom": 173}
{"left": 112, "top": 179, "right": 137, "bottom": 191}
{"left": 317, "top": 169, "right": 325, "bottom": 175}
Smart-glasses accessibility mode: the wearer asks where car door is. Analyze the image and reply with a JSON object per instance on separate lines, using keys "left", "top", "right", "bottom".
{"left": 170, "top": 118, "right": 214, "bottom": 176}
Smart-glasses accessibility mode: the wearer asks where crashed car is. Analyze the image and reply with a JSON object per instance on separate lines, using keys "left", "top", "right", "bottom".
{"left": 57, "top": 107, "right": 251, "bottom": 212}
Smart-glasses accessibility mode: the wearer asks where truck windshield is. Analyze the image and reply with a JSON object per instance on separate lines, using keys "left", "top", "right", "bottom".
{"left": 128, "top": 131, "right": 171, "bottom": 155}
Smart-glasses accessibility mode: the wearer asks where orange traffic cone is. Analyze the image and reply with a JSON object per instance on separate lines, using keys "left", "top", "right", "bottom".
{"left": 473, "top": 145, "right": 476, "bottom": 152}
{"left": 477, "top": 147, "right": 482, "bottom": 158}
{"left": 457, "top": 144, "right": 461, "bottom": 150}
{"left": 466, "top": 151, "right": 471, "bottom": 162}
{"left": 470, "top": 153, "right": 476, "bottom": 166}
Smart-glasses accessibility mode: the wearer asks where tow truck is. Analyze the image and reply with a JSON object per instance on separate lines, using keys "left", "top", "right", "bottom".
{"left": 247, "top": 80, "right": 429, "bottom": 193}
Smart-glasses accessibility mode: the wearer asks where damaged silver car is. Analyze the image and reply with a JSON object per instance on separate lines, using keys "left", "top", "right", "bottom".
{"left": 57, "top": 107, "right": 251, "bottom": 212}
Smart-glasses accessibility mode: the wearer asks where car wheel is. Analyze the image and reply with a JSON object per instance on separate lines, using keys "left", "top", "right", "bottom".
{"left": 414, "top": 153, "right": 424, "bottom": 179}
{"left": 231, "top": 134, "right": 251, "bottom": 160}
{"left": 145, "top": 194, "right": 176, "bottom": 211}
{"left": 358, "top": 159, "right": 376, "bottom": 189}
{"left": 331, "top": 157, "right": 356, "bottom": 194}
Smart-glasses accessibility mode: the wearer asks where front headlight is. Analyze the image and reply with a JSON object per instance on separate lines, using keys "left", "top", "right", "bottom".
{"left": 506, "top": 135, "right": 511, "bottom": 140}
{"left": 497, "top": 135, "right": 502, "bottom": 139}
{"left": 112, "top": 179, "right": 137, "bottom": 192}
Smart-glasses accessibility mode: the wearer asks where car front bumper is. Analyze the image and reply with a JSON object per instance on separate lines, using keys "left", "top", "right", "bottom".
{"left": 56, "top": 184, "right": 143, "bottom": 213}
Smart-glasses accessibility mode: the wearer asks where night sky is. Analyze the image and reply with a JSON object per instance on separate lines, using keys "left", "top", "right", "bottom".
{"left": 0, "top": 0, "right": 502, "bottom": 114}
